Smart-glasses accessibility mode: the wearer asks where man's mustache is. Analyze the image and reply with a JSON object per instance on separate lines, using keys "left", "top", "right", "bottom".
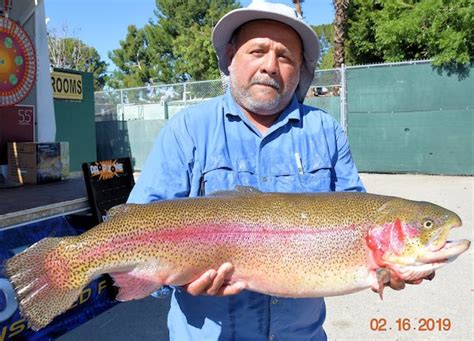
{"left": 250, "top": 76, "right": 281, "bottom": 91}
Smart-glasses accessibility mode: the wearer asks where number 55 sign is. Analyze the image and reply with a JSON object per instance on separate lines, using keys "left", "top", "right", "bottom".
{"left": 0, "top": 105, "right": 35, "bottom": 165}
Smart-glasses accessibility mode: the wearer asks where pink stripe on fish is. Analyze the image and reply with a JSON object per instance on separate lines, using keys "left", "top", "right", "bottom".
{"left": 153, "top": 225, "right": 357, "bottom": 239}
{"left": 82, "top": 224, "right": 361, "bottom": 260}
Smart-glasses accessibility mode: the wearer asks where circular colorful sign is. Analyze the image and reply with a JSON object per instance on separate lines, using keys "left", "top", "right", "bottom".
{"left": 0, "top": 17, "right": 36, "bottom": 106}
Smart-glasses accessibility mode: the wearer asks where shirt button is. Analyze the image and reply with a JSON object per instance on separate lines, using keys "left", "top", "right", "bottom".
{"left": 272, "top": 298, "right": 279, "bottom": 305}
{"left": 261, "top": 176, "right": 268, "bottom": 182}
{"left": 269, "top": 335, "right": 275, "bottom": 341}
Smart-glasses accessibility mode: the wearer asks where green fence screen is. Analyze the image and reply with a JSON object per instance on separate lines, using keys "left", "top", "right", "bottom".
{"left": 95, "top": 61, "right": 473, "bottom": 175}
{"left": 347, "top": 62, "right": 473, "bottom": 175}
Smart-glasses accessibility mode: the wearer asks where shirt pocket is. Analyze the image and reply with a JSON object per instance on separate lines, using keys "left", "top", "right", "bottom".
{"left": 296, "top": 152, "right": 334, "bottom": 192}
{"left": 202, "top": 158, "right": 256, "bottom": 195}
{"left": 297, "top": 168, "right": 333, "bottom": 192}
{"left": 269, "top": 166, "right": 332, "bottom": 193}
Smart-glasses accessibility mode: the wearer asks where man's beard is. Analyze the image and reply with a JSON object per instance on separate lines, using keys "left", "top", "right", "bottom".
{"left": 229, "top": 74, "right": 297, "bottom": 115}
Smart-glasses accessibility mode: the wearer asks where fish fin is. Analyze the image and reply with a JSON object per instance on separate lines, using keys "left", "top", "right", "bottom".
{"left": 105, "top": 203, "right": 136, "bottom": 221}
{"left": 5, "top": 237, "right": 86, "bottom": 331}
{"left": 375, "top": 268, "right": 390, "bottom": 300}
{"left": 209, "top": 186, "right": 262, "bottom": 196}
{"left": 110, "top": 265, "right": 162, "bottom": 301}
{"left": 235, "top": 185, "right": 261, "bottom": 193}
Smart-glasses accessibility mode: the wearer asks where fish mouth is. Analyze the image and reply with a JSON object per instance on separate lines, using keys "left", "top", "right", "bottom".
{"left": 426, "top": 228, "right": 445, "bottom": 252}
{"left": 418, "top": 239, "right": 471, "bottom": 263}
{"left": 427, "top": 216, "right": 463, "bottom": 252}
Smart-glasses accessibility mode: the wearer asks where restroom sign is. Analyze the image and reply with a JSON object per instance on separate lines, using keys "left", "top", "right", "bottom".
{"left": 51, "top": 70, "right": 83, "bottom": 100}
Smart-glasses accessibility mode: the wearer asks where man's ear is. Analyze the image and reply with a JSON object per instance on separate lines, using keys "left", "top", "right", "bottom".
{"left": 226, "top": 43, "right": 235, "bottom": 68}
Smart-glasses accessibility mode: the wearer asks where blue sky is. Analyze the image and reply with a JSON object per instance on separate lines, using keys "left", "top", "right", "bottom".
{"left": 44, "top": 0, "right": 334, "bottom": 72}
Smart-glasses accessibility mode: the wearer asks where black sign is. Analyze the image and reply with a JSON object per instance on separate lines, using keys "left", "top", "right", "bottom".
{"left": 82, "top": 157, "right": 135, "bottom": 223}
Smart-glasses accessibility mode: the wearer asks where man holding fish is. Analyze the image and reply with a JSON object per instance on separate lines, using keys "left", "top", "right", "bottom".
{"left": 127, "top": 1, "right": 434, "bottom": 340}
{"left": 7, "top": 0, "right": 469, "bottom": 338}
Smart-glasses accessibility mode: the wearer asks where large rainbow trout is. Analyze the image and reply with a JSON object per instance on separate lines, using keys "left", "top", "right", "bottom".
{"left": 4, "top": 188, "right": 470, "bottom": 330}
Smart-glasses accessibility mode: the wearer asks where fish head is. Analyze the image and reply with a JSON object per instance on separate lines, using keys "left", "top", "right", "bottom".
{"left": 367, "top": 197, "right": 470, "bottom": 278}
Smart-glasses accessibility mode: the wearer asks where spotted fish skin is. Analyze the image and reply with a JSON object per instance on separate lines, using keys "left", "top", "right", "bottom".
{"left": 4, "top": 190, "right": 470, "bottom": 331}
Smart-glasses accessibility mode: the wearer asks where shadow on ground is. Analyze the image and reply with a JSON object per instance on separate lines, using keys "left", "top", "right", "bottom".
{"left": 57, "top": 296, "right": 170, "bottom": 341}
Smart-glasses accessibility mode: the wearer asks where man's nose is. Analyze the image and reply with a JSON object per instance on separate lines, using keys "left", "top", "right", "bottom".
{"left": 260, "top": 52, "right": 278, "bottom": 75}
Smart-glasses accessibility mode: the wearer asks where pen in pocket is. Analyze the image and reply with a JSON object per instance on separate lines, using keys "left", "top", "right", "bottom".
{"left": 294, "top": 152, "right": 304, "bottom": 175}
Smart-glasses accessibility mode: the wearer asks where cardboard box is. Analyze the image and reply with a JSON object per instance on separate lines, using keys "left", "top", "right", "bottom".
{"left": 8, "top": 142, "right": 63, "bottom": 184}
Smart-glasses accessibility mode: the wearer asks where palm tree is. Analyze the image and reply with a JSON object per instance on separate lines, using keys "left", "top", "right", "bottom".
{"left": 333, "top": 0, "right": 349, "bottom": 68}
{"left": 293, "top": 0, "right": 304, "bottom": 17}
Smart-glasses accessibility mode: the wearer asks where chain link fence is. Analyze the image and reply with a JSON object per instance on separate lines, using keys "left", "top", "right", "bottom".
{"left": 94, "top": 69, "right": 345, "bottom": 170}
{"left": 95, "top": 80, "right": 226, "bottom": 122}
{"left": 306, "top": 67, "right": 344, "bottom": 128}
{"left": 94, "top": 60, "right": 436, "bottom": 127}
{"left": 94, "top": 71, "right": 345, "bottom": 122}
{"left": 94, "top": 60, "right": 473, "bottom": 174}
{"left": 94, "top": 80, "right": 226, "bottom": 169}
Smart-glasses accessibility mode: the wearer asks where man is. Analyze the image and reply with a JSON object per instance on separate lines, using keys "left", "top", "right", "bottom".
{"left": 128, "top": 1, "right": 418, "bottom": 340}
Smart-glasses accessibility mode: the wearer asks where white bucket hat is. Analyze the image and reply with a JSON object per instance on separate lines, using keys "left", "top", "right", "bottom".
{"left": 212, "top": 0, "right": 320, "bottom": 102}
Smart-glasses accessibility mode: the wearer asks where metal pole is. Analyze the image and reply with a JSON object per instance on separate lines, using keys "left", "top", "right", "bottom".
{"left": 120, "top": 89, "right": 124, "bottom": 122}
{"left": 183, "top": 83, "right": 187, "bottom": 108}
{"left": 340, "top": 63, "right": 348, "bottom": 132}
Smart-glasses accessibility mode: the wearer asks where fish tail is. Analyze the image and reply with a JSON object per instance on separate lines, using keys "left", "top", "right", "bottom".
{"left": 5, "top": 237, "right": 87, "bottom": 331}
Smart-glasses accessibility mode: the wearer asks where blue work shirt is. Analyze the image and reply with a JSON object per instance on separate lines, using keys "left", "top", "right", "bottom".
{"left": 128, "top": 90, "right": 365, "bottom": 341}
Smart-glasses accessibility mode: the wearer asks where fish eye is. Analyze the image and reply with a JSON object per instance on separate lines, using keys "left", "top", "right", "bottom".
{"left": 423, "top": 219, "right": 434, "bottom": 229}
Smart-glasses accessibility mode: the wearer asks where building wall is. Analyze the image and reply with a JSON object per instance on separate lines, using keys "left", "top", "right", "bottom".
{"left": 54, "top": 72, "right": 96, "bottom": 171}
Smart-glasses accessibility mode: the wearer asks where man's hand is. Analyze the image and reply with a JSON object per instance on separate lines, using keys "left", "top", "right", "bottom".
{"left": 373, "top": 268, "right": 436, "bottom": 299}
{"left": 387, "top": 270, "right": 436, "bottom": 291}
{"left": 182, "top": 262, "right": 244, "bottom": 296}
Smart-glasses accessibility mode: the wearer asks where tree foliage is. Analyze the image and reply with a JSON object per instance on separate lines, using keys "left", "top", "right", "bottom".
{"left": 107, "top": 25, "right": 155, "bottom": 89}
{"left": 48, "top": 28, "right": 108, "bottom": 90}
{"left": 346, "top": 0, "right": 473, "bottom": 70}
{"left": 108, "top": 0, "right": 239, "bottom": 88}
{"left": 105, "top": 0, "right": 473, "bottom": 87}
{"left": 312, "top": 24, "right": 335, "bottom": 69}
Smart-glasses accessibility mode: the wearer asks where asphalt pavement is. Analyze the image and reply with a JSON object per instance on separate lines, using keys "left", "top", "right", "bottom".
{"left": 324, "top": 173, "right": 473, "bottom": 341}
